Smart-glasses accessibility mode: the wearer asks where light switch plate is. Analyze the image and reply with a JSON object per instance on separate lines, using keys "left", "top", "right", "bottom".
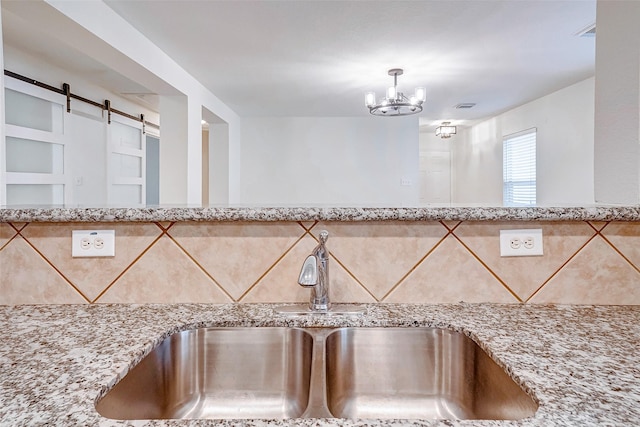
{"left": 72, "top": 230, "right": 115, "bottom": 257}
{"left": 499, "top": 229, "right": 543, "bottom": 257}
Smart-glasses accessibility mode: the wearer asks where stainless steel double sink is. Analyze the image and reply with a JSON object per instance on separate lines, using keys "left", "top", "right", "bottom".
{"left": 96, "top": 327, "right": 538, "bottom": 421}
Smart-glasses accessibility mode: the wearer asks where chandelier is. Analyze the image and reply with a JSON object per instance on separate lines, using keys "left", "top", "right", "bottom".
{"left": 436, "top": 122, "right": 457, "bottom": 139}
{"left": 365, "top": 68, "right": 426, "bottom": 116}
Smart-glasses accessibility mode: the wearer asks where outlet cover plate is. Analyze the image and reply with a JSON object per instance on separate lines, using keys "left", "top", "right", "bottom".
{"left": 72, "top": 230, "right": 115, "bottom": 257}
{"left": 499, "top": 229, "right": 543, "bottom": 257}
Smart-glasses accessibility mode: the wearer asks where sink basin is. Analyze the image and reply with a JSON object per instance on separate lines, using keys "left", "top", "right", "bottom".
{"left": 96, "top": 327, "right": 313, "bottom": 420}
{"left": 97, "top": 326, "right": 537, "bottom": 421}
{"left": 325, "top": 327, "right": 538, "bottom": 420}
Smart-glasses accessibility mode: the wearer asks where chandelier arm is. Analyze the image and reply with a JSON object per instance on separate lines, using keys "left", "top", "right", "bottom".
{"left": 368, "top": 103, "right": 423, "bottom": 116}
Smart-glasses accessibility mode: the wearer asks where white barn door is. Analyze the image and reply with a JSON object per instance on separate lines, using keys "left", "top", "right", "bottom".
{"left": 3, "top": 77, "right": 70, "bottom": 206}
{"left": 106, "top": 115, "right": 145, "bottom": 206}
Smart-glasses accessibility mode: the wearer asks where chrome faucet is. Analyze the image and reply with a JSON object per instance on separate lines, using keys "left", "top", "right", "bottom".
{"left": 298, "top": 230, "right": 331, "bottom": 312}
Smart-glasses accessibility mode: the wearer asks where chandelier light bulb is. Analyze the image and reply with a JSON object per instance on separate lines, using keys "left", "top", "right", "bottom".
{"left": 387, "top": 86, "right": 397, "bottom": 100}
{"left": 365, "top": 92, "right": 376, "bottom": 107}
{"left": 364, "top": 68, "right": 425, "bottom": 117}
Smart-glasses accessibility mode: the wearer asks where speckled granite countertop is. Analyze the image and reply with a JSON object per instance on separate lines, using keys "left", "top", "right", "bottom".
{"left": 2, "top": 205, "right": 640, "bottom": 222}
{"left": 0, "top": 303, "right": 639, "bottom": 426}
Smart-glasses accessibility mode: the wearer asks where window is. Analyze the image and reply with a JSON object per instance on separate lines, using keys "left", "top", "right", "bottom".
{"left": 503, "top": 128, "right": 536, "bottom": 206}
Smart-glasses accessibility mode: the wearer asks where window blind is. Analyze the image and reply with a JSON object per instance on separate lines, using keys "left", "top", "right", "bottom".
{"left": 503, "top": 129, "right": 536, "bottom": 206}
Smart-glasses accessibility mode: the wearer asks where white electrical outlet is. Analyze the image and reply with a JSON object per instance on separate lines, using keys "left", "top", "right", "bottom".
{"left": 72, "top": 230, "right": 115, "bottom": 257}
{"left": 500, "top": 229, "right": 543, "bottom": 257}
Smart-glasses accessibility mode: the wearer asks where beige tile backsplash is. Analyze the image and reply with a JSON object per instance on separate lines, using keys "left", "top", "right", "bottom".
{"left": 1, "top": 220, "right": 640, "bottom": 305}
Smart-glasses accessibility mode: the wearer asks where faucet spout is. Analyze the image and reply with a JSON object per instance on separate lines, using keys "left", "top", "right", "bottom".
{"left": 298, "top": 255, "right": 318, "bottom": 287}
{"left": 298, "top": 230, "right": 331, "bottom": 312}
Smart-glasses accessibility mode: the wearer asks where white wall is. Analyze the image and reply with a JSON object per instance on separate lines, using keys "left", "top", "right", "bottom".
{"left": 209, "top": 122, "right": 230, "bottom": 205}
{"left": 240, "top": 116, "right": 419, "bottom": 206}
{"left": 419, "top": 131, "right": 453, "bottom": 204}
{"left": 593, "top": 0, "right": 640, "bottom": 204}
{"left": 452, "top": 77, "right": 595, "bottom": 206}
{"left": 420, "top": 131, "right": 453, "bottom": 153}
{"left": 201, "top": 129, "right": 209, "bottom": 205}
{"left": 159, "top": 96, "right": 188, "bottom": 204}
{"left": 452, "top": 119, "right": 503, "bottom": 205}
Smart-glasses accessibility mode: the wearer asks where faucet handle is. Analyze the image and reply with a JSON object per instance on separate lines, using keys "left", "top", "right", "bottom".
{"left": 319, "top": 230, "right": 329, "bottom": 244}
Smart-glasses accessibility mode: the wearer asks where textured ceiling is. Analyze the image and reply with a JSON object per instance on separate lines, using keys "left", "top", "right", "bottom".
{"left": 104, "top": 0, "right": 596, "bottom": 124}
{"left": 2, "top": 1, "right": 596, "bottom": 126}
